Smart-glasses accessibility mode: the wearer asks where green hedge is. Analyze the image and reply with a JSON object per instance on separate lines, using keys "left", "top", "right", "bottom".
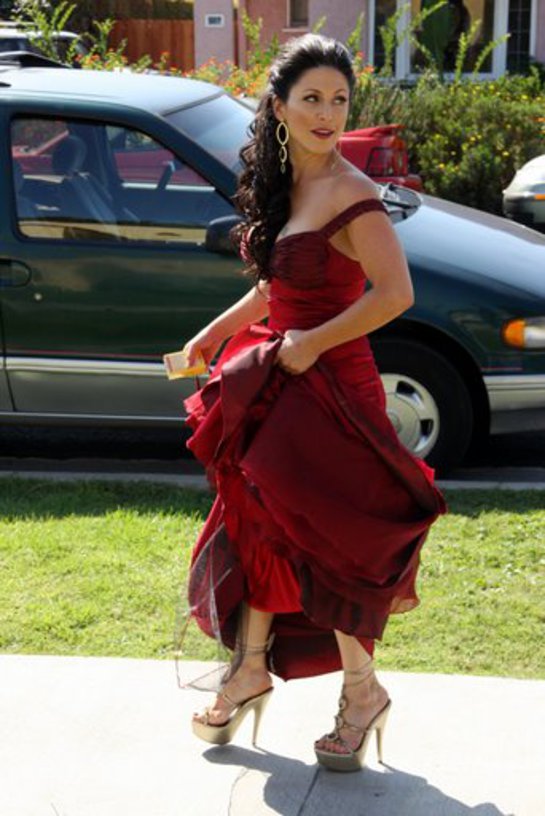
{"left": 351, "top": 69, "right": 545, "bottom": 215}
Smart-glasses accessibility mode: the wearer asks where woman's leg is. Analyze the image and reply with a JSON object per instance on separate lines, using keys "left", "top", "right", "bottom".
{"left": 193, "top": 602, "right": 274, "bottom": 726}
{"left": 314, "top": 630, "right": 389, "bottom": 754}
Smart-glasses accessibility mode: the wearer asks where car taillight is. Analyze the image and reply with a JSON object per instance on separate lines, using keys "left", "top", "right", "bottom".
{"left": 366, "top": 147, "right": 407, "bottom": 177}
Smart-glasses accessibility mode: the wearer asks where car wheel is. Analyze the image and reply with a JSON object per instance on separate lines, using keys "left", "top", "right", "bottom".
{"left": 372, "top": 338, "right": 474, "bottom": 474}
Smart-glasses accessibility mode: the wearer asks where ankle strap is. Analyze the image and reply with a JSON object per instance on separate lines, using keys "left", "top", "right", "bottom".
{"left": 343, "top": 659, "right": 374, "bottom": 687}
{"left": 235, "top": 632, "right": 275, "bottom": 656}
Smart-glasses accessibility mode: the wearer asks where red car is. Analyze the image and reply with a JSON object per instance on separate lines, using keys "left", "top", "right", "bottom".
{"left": 339, "top": 125, "right": 422, "bottom": 190}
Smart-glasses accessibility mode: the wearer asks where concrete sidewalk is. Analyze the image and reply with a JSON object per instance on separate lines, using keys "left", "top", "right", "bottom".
{"left": 3, "top": 468, "right": 545, "bottom": 492}
{"left": 0, "top": 655, "right": 543, "bottom": 816}
{"left": 2, "top": 457, "right": 545, "bottom": 490}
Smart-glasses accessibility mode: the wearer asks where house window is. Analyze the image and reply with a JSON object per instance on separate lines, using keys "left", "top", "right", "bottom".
{"left": 374, "top": 0, "right": 398, "bottom": 73}
{"left": 289, "top": 0, "right": 309, "bottom": 28}
{"left": 410, "top": 0, "right": 495, "bottom": 73}
{"left": 371, "top": 0, "right": 536, "bottom": 78}
{"left": 507, "top": 0, "right": 532, "bottom": 72}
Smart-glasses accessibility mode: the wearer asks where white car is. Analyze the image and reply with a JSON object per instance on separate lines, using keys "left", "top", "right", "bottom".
{"left": 0, "top": 21, "right": 87, "bottom": 63}
{"left": 503, "top": 154, "right": 545, "bottom": 233}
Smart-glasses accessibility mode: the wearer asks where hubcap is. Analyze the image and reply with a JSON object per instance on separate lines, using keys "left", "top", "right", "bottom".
{"left": 381, "top": 373, "right": 440, "bottom": 459}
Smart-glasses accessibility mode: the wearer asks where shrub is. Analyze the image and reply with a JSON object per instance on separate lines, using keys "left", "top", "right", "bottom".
{"left": 181, "top": 10, "right": 278, "bottom": 98}
{"left": 363, "top": 69, "right": 545, "bottom": 214}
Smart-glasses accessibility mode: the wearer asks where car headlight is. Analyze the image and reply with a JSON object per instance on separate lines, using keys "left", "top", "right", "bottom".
{"left": 502, "top": 317, "right": 545, "bottom": 349}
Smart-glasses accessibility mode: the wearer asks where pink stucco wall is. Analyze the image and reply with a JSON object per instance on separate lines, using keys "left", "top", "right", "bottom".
{"left": 248, "top": 0, "right": 308, "bottom": 43}
{"left": 236, "top": 0, "right": 310, "bottom": 68}
{"left": 194, "top": 0, "right": 235, "bottom": 68}
{"left": 236, "top": 0, "right": 246, "bottom": 70}
{"left": 237, "top": 0, "right": 367, "bottom": 68}
{"left": 310, "top": 0, "right": 366, "bottom": 51}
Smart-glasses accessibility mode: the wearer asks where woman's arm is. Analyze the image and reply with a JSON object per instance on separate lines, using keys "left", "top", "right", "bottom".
{"left": 307, "top": 209, "right": 413, "bottom": 354}
{"left": 276, "top": 177, "right": 414, "bottom": 374}
{"left": 185, "top": 280, "right": 270, "bottom": 366}
{"left": 207, "top": 281, "right": 270, "bottom": 340}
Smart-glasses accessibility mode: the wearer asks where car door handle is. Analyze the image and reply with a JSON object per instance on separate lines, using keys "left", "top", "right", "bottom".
{"left": 0, "top": 259, "right": 32, "bottom": 287}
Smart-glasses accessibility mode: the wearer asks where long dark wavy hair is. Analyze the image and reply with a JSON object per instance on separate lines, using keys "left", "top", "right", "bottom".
{"left": 230, "top": 33, "right": 356, "bottom": 283}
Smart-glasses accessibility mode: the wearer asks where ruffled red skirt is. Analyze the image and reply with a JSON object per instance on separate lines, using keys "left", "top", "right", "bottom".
{"left": 183, "top": 323, "right": 446, "bottom": 680}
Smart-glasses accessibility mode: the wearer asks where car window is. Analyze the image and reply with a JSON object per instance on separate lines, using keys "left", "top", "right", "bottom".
{"left": 106, "top": 125, "right": 208, "bottom": 187}
{"left": 167, "top": 93, "right": 254, "bottom": 173}
{"left": 11, "top": 116, "right": 233, "bottom": 244}
{"left": 0, "top": 38, "right": 27, "bottom": 52}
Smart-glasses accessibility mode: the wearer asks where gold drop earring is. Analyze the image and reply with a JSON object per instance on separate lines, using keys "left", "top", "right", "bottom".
{"left": 276, "top": 120, "right": 290, "bottom": 174}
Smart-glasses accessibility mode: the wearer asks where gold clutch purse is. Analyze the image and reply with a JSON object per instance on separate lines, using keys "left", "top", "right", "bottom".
{"left": 163, "top": 347, "right": 207, "bottom": 379}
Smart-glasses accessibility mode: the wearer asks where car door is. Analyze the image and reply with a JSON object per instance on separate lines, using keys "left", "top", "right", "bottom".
{"left": 0, "top": 285, "right": 11, "bottom": 413}
{"left": 1, "top": 108, "right": 248, "bottom": 422}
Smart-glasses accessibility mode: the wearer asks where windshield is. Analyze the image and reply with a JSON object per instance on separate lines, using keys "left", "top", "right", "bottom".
{"left": 167, "top": 93, "right": 255, "bottom": 174}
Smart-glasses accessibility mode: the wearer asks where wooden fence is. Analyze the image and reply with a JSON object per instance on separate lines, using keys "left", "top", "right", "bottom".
{"left": 83, "top": 0, "right": 193, "bottom": 19}
{"left": 109, "top": 18, "right": 194, "bottom": 72}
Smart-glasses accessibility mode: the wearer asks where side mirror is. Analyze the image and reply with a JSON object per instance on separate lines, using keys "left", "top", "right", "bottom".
{"left": 205, "top": 215, "right": 243, "bottom": 255}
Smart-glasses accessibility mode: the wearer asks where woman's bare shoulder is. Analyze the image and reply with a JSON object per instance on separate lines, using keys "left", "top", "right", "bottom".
{"left": 332, "top": 167, "right": 383, "bottom": 212}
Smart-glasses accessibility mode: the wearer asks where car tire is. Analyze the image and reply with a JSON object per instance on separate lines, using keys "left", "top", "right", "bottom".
{"left": 372, "top": 338, "right": 473, "bottom": 474}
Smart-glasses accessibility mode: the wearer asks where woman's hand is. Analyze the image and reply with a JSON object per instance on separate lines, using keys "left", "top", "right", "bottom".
{"left": 184, "top": 327, "right": 224, "bottom": 368}
{"left": 275, "top": 329, "right": 320, "bottom": 375}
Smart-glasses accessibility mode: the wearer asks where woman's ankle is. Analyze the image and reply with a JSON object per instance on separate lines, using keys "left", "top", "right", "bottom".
{"left": 236, "top": 654, "right": 269, "bottom": 674}
{"left": 342, "top": 662, "right": 387, "bottom": 701}
{"left": 346, "top": 676, "right": 388, "bottom": 708}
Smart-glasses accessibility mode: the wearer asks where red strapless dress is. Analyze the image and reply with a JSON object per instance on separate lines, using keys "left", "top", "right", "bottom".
{"left": 182, "top": 199, "right": 446, "bottom": 681}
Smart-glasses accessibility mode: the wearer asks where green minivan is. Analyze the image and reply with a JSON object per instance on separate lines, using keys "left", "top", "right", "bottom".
{"left": 1, "top": 58, "right": 545, "bottom": 473}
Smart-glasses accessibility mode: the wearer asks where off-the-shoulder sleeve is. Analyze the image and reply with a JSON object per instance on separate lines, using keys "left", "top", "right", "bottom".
{"left": 321, "top": 199, "right": 389, "bottom": 239}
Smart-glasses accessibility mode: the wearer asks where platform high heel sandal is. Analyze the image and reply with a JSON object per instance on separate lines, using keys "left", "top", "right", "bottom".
{"left": 314, "top": 660, "right": 391, "bottom": 772}
{"left": 191, "top": 634, "right": 274, "bottom": 747}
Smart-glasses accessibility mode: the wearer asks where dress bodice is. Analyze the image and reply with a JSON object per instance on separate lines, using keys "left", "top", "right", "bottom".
{"left": 240, "top": 198, "right": 388, "bottom": 331}
{"left": 264, "top": 198, "right": 388, "bottom": 332}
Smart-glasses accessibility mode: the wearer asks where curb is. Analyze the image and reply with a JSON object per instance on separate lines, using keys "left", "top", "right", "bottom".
{"left": 1, "top": 470, "right": 545, "bottom": 490}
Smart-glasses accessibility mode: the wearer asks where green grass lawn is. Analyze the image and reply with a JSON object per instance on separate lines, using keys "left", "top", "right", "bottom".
{"left": 0, "top": 478, "right": 543, "bottom": 678}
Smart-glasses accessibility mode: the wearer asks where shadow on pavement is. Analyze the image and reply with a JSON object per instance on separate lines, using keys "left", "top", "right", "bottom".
{"left": 203, "top": 745, "right": 512, "bottom": 816}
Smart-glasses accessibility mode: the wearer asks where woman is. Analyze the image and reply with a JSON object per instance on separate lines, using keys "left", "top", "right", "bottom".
{"left": 181, "top": 33, "right": 446, "bottom": 772}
